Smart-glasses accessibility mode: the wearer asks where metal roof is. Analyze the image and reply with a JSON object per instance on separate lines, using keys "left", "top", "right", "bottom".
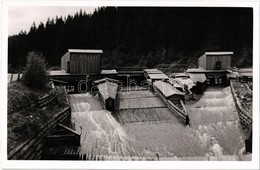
{"left": 205, "top": 52, "right": 234, "bottom": 55}
{"left": 101, "top": 69, "right": 118, "bottom": 75}
{"left": 148, "top": 73, "right": 168, "bottom": 79}
{"left": 68, "top": 49, "right": 103, "bottom": 53}
{"left": 154, "top": 81, "right": 184, "bottom": 97}
{"left": 97, "top": 81, "right": 118, "bottom": 100}
{"left": 144, "top": 69, "right": 163, "bottom": 74}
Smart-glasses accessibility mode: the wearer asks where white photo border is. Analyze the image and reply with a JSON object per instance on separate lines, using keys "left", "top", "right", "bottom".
{"left": 1, "top": 0, "right": 259, "bottom": 169}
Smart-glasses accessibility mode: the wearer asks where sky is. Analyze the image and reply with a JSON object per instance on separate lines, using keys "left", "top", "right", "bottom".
{"left": 8, "top": 6, "right": 97, "bottom": 36}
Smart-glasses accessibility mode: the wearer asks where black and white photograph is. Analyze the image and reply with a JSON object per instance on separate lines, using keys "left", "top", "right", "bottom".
{"left": 1, "top": 0, "right": 259, "bottom": 169}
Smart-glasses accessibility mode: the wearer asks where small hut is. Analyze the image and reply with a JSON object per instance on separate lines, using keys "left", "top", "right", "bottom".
{"left": 97, "top": 81, "right": 118, "bottom": 111}
{"left": 61, "top": 49, "right": 103, "bottom": 74}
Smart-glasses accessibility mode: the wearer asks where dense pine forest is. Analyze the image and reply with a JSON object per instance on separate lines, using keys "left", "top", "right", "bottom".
{"left": 8, "top": 7, "right": 253, "bottom": 72}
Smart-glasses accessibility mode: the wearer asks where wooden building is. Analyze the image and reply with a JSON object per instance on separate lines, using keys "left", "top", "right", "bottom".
{"left": 186, "top": 51, "right": 234, "bottom": 86}
{"left": 61, "top": 49, "right": 103, "bottom": 74}
{"left": 97, "top": 81, "right": 119, "bottom": 111}
{"left": 199, "top": 52, "right": 233, "bottom": 70}
{"left": 153, "top": 81, "right": 184, "bottom": 104}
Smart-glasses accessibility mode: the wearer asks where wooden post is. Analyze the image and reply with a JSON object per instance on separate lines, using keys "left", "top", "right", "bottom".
{"left": 10, "top": 74, "right": 13, "bottom": 83}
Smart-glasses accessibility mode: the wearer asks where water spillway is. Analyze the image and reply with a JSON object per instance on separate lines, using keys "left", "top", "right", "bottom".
{"left": 68, "top": 87, "right": 246, "bottom": 160}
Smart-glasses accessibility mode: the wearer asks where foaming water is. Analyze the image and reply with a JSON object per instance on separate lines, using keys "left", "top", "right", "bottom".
{"left": 69, "top": 87, "right": 246, "bottom": 160}
{"left": 71, "top": 110, "right": 131, "bottom": 158}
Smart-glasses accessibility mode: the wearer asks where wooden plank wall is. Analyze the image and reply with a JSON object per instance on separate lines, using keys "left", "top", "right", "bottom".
{"left": 61, "top": 52, "right": 70, "bottom": 72}
{"left": 206, "top": 55, "right": 231, "bottom": 70}
{"left": 199, "top": 54, "right": 231, "bottom": 70}
{"left": 198, "top": 54, "right": 207, "bottom": 69}
{"left": 69, "top": 53, "right": 101, "bottom": 74}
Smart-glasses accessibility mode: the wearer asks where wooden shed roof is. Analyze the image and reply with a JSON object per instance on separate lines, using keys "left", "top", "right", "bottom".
{"left": 144, "top": 69, "right": 163, "bottom": 74}
{"left": 154, "top": 81, "right": 184, "bottom": 97}
{"left": 97, "top": 81, "right": 118, "bottom": 100}
{"left": 148, "top": 73, "right": 168, "bottom": 79}
{"left": 68, "top": 49, "right": 103, "bottom": 53}
{"left": 101, "top": 69, "right": 118, "bottom": 74}
{"left": 205, "top": 52, "right": 234, "bottom": 55}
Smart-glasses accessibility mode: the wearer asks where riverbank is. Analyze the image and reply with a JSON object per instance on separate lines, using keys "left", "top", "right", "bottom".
{"left": 8, "top": 81, "right": 69, "bottom": 153}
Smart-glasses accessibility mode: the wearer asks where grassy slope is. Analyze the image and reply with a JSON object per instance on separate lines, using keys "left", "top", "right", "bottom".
{"left": 7, "top": 81, "right": 68, "bottom": 153}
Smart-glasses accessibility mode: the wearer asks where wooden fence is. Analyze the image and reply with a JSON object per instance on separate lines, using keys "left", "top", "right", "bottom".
{"left": 31, "top": 88, "right": 57, "bottom": 110}
{"left": 230, "top": 80, "right": 252, "bottom": 135}
{"left": 8, "top": 73, "right": 23, "bottom": 83}
{"left": 8, "top": 107, "right": 71, "bottom": 160}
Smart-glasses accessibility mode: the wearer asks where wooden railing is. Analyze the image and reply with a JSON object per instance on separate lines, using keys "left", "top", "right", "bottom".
{"left": 167, "top": 100, "right": 189, "bottom": 125}
{"left": 8, "top": 107, "right": 71, "bottom": 160}
{"left": 31, "top": 89, "right": 57, "bottom": 110}
{"left": 154, "top": 86, "right": 189, "bottom": 125}
{"left": 8, "top": 73, "right": 23, "bottom": 83}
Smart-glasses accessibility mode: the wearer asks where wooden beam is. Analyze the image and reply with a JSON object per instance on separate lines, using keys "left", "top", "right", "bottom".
{"left": 57, "top": 123, "right": 80, "bottom": 136}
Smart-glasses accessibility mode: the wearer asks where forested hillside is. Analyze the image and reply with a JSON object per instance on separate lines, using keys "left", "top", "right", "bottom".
{"left": 8, "top": 7, "right": 253, "bottom": 72}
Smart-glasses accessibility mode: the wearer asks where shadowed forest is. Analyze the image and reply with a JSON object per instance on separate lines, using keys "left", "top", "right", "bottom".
{"left": 8, "top": 7, "right": 253, "bottom": 72}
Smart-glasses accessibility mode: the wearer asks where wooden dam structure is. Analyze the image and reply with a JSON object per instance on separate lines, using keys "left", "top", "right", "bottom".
{"left": 8, "top": 49, "right": 252, "bottom": 160}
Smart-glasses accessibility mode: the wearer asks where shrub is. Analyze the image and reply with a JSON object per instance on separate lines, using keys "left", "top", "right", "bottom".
{"left": 22, "top": 52, "right": 48, "bottom": 89}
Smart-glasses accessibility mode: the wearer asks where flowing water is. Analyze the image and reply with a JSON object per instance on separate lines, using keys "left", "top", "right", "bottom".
{"left": 69, "top": 86, "right": 246, "bottom": 160}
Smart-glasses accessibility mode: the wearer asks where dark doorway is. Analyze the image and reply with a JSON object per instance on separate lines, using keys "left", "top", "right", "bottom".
{"left": 106, "top": 98, "right": 115, "bottom": 111}
{"left": 67, "top": 61, "right": 70, "bottom": 73}
{"left": 216, "top": 61, "right": 221, "bottom": 70}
